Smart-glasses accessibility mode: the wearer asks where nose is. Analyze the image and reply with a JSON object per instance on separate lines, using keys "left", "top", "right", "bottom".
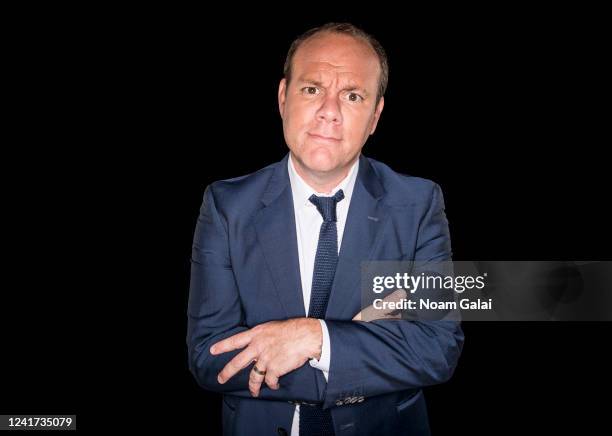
{"left": 315, "top": 94, "right": 343, "bottom": 125}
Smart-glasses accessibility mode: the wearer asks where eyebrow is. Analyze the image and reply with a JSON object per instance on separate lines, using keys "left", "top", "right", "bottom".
{"left": 297, "top": 78, "right": 370, "bottom": 97}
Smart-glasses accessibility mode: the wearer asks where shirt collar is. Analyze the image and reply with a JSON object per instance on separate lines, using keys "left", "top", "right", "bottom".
{"left": 288, "top": 153, "right": 359, "bottom": 210}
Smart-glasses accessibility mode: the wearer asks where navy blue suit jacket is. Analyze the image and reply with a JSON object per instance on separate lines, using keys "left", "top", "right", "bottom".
{"left": 187, "top": 153, "right": 464, "bottom": 435}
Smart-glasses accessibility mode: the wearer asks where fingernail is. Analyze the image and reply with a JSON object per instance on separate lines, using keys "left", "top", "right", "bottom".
{"left": 217, "top": 375, "right": 224, "bottom": 384}
{"left": 210, "top": 346, "right": 216, "bottom": 354}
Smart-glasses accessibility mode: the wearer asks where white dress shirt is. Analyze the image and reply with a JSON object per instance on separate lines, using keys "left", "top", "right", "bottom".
{"left": 287, "top": 153, "right": 359, "bottom": 436}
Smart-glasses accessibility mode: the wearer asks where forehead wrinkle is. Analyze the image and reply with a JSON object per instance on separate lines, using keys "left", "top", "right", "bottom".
{"left": 298, "top": 62, "right": 343, "bottom": 83}
{"left": 298, "top": 69, "right": 370, "bottom": 96}
{"left": 299, "top": 63, "right": 364, "bottom": 83}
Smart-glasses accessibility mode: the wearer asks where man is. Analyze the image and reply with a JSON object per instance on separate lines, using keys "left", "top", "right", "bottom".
{"left": 187, "top": 23, "right": 463, "bottom": 435}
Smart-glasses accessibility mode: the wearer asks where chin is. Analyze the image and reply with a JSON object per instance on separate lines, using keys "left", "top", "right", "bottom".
{"left": 304, "top": 151, "right": 339, "bottom": 173}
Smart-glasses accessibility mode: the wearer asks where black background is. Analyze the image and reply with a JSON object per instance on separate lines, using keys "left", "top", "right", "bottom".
{"left": 3, "top": 5, "right": 610, "bottom": 434}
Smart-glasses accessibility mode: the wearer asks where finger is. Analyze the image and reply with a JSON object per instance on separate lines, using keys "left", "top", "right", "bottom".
{"left": 386, "top": 289, "right": 407, "bottom": 303}
{"left": 211, "top": 330, "right": 254, "bottom": 355}
{"left": 265, "top": 370, "right": 280, "bottom": 390}
{"left": 359, "top": 289, "right": 409, "bottom": 321}
{"left": 217, "top": 348, "right": 258, "bottom": 384}
{"left": 249, "top": 361, "right": 267, "bottom": 397}
{"left": 381, "top": 289, "right": 407, "bottom": 317}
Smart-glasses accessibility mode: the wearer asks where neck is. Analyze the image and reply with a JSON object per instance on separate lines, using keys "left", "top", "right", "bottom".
{"left": 291, "top": 153, "right": 357, "bottom": 194}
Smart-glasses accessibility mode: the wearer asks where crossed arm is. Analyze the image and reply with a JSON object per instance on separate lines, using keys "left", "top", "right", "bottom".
{"left": 187, "top": 184, "right": 463, "bottom": 406}
{"left": 209, "top": 295, "right": 401, "bottom": 397}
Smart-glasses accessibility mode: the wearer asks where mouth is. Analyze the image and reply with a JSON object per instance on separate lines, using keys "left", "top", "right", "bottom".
{"left": 307, "top": 133, "right": 342, "bottom": 143}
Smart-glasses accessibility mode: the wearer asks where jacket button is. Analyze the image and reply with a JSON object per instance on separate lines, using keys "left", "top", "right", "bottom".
{"left": 277, "top": 427, "right": 288, "bottom": 436}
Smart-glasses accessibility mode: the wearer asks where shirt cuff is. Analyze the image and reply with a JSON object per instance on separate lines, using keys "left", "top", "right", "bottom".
{"left": 309, "top": 320, "right": 330, "bottom": 380}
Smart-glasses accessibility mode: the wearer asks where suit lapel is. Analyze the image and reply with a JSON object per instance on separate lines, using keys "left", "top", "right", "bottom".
{"left": 326, "top": 155, "right": 391, "bottom": 319}
{"left": 253, "top": 153, "right": 390, "bottom": 321}
{"left": 253, "top": 154, "right": 306, "bottom": 319}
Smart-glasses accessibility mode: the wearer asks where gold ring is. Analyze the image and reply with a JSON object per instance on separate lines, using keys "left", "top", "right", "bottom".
{"left": 252, "top": 365, "right": 266, "bottom": 376}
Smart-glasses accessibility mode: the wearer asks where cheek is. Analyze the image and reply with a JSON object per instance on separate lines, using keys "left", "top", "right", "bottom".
{"left": 344, "top": 112, "right": 373, "bottom": 143}
{"left": 291, "top": 111, "right": 322, "bottom": 145}
{"left": 287, "top": 101, "right": 315, "bottom": 125}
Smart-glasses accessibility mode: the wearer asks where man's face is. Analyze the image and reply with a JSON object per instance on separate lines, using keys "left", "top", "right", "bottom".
{"left": 278, "top": 33, "right": 384, "bottom": 176}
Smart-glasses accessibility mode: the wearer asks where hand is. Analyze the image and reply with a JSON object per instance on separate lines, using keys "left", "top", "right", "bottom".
{"left": 353, "top": 289, "right": 407, "bottom": 321}
{"left": 210, "top": 318, "right": 322, "bottom": 397}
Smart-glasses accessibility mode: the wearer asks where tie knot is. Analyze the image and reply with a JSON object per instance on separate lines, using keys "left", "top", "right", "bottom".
{"left": 309, "top": 189, "right": 345, "bottom": 222}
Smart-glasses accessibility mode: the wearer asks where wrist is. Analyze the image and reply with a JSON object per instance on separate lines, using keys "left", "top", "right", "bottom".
{"left": 301, "top": 318, "right": 322, "bottom": 361}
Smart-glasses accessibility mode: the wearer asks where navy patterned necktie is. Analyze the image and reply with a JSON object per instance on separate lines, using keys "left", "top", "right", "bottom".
{"left": 300, "top": 189, "right": 344, "bottom": 436}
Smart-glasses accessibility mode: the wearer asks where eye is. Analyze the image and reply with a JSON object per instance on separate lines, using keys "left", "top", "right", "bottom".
{"left": 301, "top": 86, "right": 320, "bottom": 96}
{"left": 346, "top": 92, "right": 364, "bottom": 103}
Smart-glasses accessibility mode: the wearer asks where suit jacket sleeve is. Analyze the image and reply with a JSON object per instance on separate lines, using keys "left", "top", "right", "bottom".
{"left": 187, "top": 184, "right": 324, "bottom": 403}
{"left": 322, "top": 182, "right": 464, "bottom": 409}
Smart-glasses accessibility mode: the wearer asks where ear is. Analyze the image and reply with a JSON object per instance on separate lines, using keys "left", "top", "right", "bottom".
{"left": 369, "top": 96, "right": 385, "bottom": 135}
{"left": 278, "top": 78, "right": 287, "bottom": 119}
